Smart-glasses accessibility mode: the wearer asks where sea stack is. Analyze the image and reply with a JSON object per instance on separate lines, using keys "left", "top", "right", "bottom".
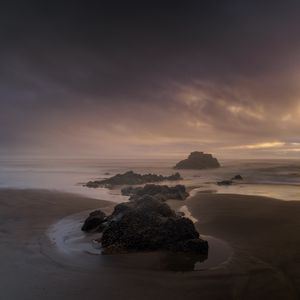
{"left": 174, "top": 151, "right": 220, "bottom": 170}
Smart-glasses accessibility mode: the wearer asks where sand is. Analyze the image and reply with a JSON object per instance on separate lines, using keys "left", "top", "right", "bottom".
{"left": 187, "top": 193, "right": 300, "bottom": 299}
{"left": 1, "top": 188, "right": 300, "bottom": 300}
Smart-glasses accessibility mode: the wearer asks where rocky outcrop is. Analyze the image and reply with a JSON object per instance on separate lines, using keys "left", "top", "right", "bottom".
{"left": 81, "top": 210, "right": 107, "bottom": 232}
{"left": 174, "top": 151, "right": 220, "bottom": 170}
{"left": 85, "top": 171, "right": 182, "bottom": 188}
{"left": 231, "top": 174, "right": 243, "bottom": 180}
{"left": 217, "top": 180, "right": 233, "bottom": 186}
{"left": 121, "top": 184, "right": 189, "bottom": 201}
{"left": 217, "top": 175, "right": 243, "bottom": 186}
{"left": 82, "top": 194, "right": 208, "bottom": 255}
{"left": 102, "top": 196, "right": 208, "bottom": 254}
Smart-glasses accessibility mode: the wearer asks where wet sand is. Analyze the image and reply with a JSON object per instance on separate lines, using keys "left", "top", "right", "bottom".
{"left": 187, "top": 193, "right": 300, "bottom": 299}
{"left": 1, "top": 189, "right": 300, "bottom": 299}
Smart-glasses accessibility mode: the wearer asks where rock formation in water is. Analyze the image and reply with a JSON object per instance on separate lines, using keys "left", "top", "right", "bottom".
{"left": 85, "top": 171, "right": 182, "bottom": 188}
{"left": 82, "top": 194, "right": 208, "bottom": 255}
{"left": 174, "top": 151, "right": 220, "bottom": 170}
{"left": 231, "top": 174, "right": 243, "bottom": 180}
{"left": 121, "top": 184, "right": 189, "bottom": 201}
{"left": 217, "top": 175, "right": 243, "bottom": 186}
{"left": 217, "top": 180, "right": 233, "bottom": 186}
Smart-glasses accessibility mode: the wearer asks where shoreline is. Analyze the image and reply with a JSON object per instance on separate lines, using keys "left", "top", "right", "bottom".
{"left": 1, "top": 188, "right": 300, "bottom": 299}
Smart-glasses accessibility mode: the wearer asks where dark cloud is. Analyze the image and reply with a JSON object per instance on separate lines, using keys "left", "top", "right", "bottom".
{"left": 1, "top": 1, "right": 300, "bottom": 157}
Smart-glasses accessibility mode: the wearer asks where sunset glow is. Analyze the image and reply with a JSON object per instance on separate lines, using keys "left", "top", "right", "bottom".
{"left": 0, "top": 2, "right": 300, "bottom": 160}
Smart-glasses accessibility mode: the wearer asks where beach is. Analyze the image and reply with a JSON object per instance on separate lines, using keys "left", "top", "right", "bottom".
{"left": 187, "top": 193, "right": 300, "bottom": 299}
{"left": 4, "top": 1, "right": 300, "bottom": 299}
{"left": 1, "top": 188, "right": 300, "bottom": 300}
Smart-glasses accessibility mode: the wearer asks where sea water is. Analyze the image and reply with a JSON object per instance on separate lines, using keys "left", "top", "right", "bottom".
{"left": 0, "top": 157, "right": 300, "bottom": 202}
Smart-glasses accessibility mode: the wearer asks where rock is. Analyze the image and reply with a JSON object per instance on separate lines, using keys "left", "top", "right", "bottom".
{"left": 82, "top": 185, "right": 208, "bottom": 255}
{"left": 174, "top": 151, "right": 220, "bottom": 170}
{"left": 217, "top": 180, "right": 233, "bottom": 186}
{"left": 85, "top": 171, "right": 182, "bottom": 188}
{"left": 218, "top": 175, "right": 242, "bottom": 185}
{"left": 81, "top": 210, "right": 106, "bottom": 232}
{"left": 111, "top": 202, "right": 134, "bottom": 218}
{"left": 231, "top": 174, "right": 243, "bottom": 180}
{"left": 102, "top": 210, "right": 165, "bottom": 251}
{"left": 85, "top": 181, "right": 102, "bottom": 188}
{"left": 101, "top": 210, "right": 200, "bottom": 253}
{"left": 98, "top": 195, "right": 208, "bottom": 254}
{"left": 121, "top": 186, "right": 138, "bottom": 196}
{"left": 162, "top": 217, "right": 200, "bottom": 246}
{"left": 171, "top": 238, "right": 209, "bottom": 253}
{"left": 135, "top": 195, "right": 176, "bottom": 217}
{"left": 166, "top": 172, "right": 182, "bottom": 180}
{"left": 122, "top": 184, "right": 189, "bottom": 201}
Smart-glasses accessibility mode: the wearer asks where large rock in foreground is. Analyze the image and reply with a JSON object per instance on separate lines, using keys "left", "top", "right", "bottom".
{"left": 101, "top": 196, "right": 208, "bottom": 254}
{"left": 174, "top": 151, "right": 220, "bottom": 170}
{"left": 121, "top": 184, "right": 189, "bottom": 201}
{"left": 82, "top": 194, "right": 208, "bottom": 255}
{"left": 85, "top": 171, "right": 182, "bottom": 188}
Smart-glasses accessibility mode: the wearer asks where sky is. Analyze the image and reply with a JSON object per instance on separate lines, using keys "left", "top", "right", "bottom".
{"left": 1, "top": 1, "right": 300, "bottom": 159}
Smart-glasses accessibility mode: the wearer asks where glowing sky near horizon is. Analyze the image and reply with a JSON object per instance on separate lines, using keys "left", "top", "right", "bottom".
{"left": 1, "top": 1, "right": 300, "bottom": 158}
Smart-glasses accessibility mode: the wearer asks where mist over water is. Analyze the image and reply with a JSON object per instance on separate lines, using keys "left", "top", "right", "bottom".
{"left": 0, "top": 158, "right": 300, "bottom": 202}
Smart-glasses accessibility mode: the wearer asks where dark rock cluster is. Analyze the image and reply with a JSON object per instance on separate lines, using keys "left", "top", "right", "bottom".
{"left": 174, "top": 151, "right": 220, "bottom": 170}
{"left": 217, "top": 174, "right": 243, "bottom": 186}
{"left": 81, "top": 195, "right": 208, "bottom": 255}
{"left": 217, "top": 180, "right": 233, "bottom": 186}
{"left": 231, "top": 174, "right": 243, "bottom": 180}
{"left": 85, "top": 171, "right": 182, "bottom": 188}
{"left": 121, "top": 184, "right": 189, "bottom": 201}
{"left": 81, "top": 210, "right": 106, "bottom": 232}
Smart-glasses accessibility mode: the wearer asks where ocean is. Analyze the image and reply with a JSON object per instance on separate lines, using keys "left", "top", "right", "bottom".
{"left": 0, "top": 158, "right": 300, "bottom": 202}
